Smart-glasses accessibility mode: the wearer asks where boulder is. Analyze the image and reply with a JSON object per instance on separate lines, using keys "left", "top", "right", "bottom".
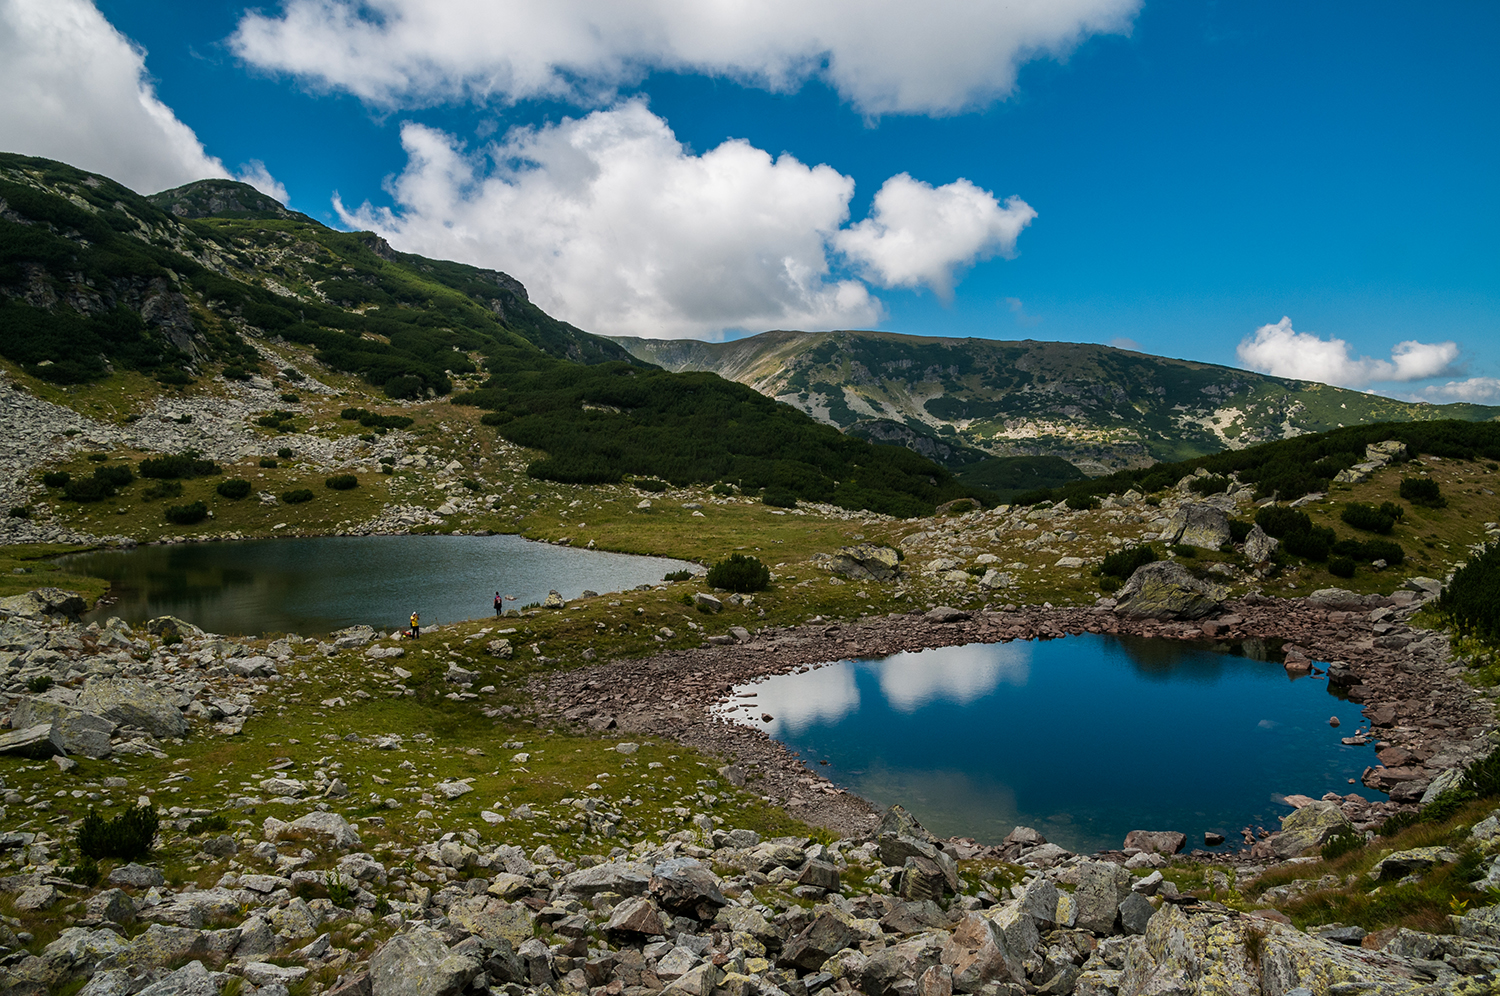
{"left": 486, "top": 639, "right": 514, "bottom": 659}
{"left": 76, "top": 677, "right": 188, "bottom": 738}
{"left": 1271, "top": 800, "right": 1353, "bottom": 860}
{"left": 0, "top": 722, "right": 65, "bottom": 759}
{"left": 0, "top": 587, "right": 87, "bottom": 620}
{"left": 1370, "top": 846, "right": 1459, "bottom": 880}
{"left": 542, "top": 590, "right": 566, "bottom": 609}
{"left": 331, "top": 625, "right": 376, "bottom": 649}
{"left": 828, "top": 544, "right": 902, "bottom": 582}
{"left": 925, "top": 606, "right": 970, "bottom": 623}
{"left": 879, "top": 804, "right": 937, "bottom": 842}
{"left": 143, "top": 615, "right": 204, "bottom": 638}
{"left": 1112, "top": 562, "right": 1226, "bottom": 621}
{"left": 369, "top": 928, "right": 480, "bottom": 996}
{"left": 282, "top": 811, "right": 362, "bottom": 850}
{"left": 562, "top": 860, "right": 652, "bottom": 897}
{"left": 1122, "top": 831, "right": 1186, "bottom": 856}
{"left": 133, "top": 960, "right": 224, "bottom": 996}
{"left": 940, "top": 910, "right": 1028, "bottom": 989}
{"left": 1306, "top": 588, "right": 1369, "bottom": 611}
{"left": 650, "top": 857, "right": 728, "bottom": 920}
{"left": 780, "top": 908, "right": 865, "bottom": 970}
{"left": 693, "top": 593, "right": 723, "bottom": 614}
{"left": 861, "top": 933, "right": 946, "bottom": 995}
{"left": 1242, "top": 524, "right": 1279, "bottom": 564}
{"left": 1073, "top": 861, "right": 1133, "bottom": 935}
{"left": 1160, "top": 503, "right": 1232, "bottom": 550}
{"left": 605, "top": 896, "right": 672, "bottom": 937}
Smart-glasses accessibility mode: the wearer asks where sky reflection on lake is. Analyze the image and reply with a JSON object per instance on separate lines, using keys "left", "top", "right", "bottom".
{"left": 719, "top": 634, "right": 1377, "bottom": 853}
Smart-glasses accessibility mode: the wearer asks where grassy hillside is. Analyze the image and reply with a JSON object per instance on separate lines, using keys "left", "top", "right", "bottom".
{"left": 0, "top": 154, "right": 989, "bottom": 517}
{"left": 610, "top": 331, "right": 1500, "bottom": 472}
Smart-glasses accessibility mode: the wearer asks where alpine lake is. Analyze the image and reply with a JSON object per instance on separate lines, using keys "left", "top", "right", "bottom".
{"left": 716, "top": 633, "right": 1378, "bottom": 854}
{"left": 58, "top": 533, "right": 699, "bottom": 636}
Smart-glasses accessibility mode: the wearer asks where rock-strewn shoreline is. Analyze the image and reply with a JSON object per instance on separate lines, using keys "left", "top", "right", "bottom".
{"left": 532, "top": 587, "right": 1496, "bottom": 860}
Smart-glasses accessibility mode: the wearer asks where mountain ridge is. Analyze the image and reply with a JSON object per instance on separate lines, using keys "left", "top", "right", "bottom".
{"left": 607, "top": 330, "right": 1500, "bottom": 473}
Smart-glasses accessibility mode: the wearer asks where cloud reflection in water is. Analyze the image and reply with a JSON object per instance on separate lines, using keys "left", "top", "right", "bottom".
{"left": 875, "top": 642, "right": 1031, "bottom": 713}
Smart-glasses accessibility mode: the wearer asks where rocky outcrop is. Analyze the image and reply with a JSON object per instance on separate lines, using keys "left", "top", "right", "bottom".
{"left": 0, "top": 588, "right": 86, "bottom": 621}
{"left": 1270, "top": 800, "right": 1353, "bottom": 860}
{"left": 76, "top": 677, "right": 190, "bottom": 739}
{"left": 827, "top": 544, "right": 902, "bottom": 581}
{"left": 1112, "top": 562, "right": 1226, "bottom": 620}
{"left": 1159, "top": 503, "right": 1232, "bottom": 550}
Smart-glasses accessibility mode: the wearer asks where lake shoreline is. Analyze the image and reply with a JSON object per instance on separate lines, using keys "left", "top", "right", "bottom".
{"left": 531, "top": 589, "right": 1494, "bottom": 864}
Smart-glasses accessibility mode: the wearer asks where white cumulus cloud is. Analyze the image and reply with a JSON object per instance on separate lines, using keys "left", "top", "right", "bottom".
{"left": 336, "top": 102, "right": 1030, "bottom": 338}
{"left": 0, "top": 0, "right": 285, "bottom": 199}
{"left": 232, "top": 0, "right": 1140, "bottom": 116}
{"left": 1235, "top": 317, "right": 1461, "bottom": 389}
{"left": 1418, "top": 377, "right": 1500, "bottom": 405}
{"left": 834, "top": 175, "right": 1035, "bottom": 301}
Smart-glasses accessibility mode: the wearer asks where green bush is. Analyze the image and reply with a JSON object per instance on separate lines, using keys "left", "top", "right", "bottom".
{"left": 222, "top": 366, "right": 252, "bottom": 381}
{"left": 1400, "top": 476, "right": 1446, "bottom": 508}
{"left": 259, "top": 457, "right": 278, "bottom": 468}
{"left": 142, "top": 480, "right": 184, "bottom": 501}
{"left": 280, "top": 393, "right": 300, "bottom": 403}
{"left": 63, "top": 476, "right": 112, "bottom": 502}
{"left": 1098, "top": 575, "right": 1123, "bottom": 593}
{"left": 217, "top": 478, "right": 252, "bottom": 500}
{"left": 165, "top": 500, "right": 208, "bottom": 525}
{"left": 711, "top": 483, "right": 736, "bottom": 496}
{"left": 42, "top": 471, "right": 70, "bottom": 488}
{"left": 1065, "top": 493, "right": 1101, "bottom": 510}
{"left": 339, "top": 407, "right": 415, "bottom": 430}
{"left": 1254, "top": 506, "right": 1312, "bottom": 538}
{"left": 76, "top": 804, "right": 159, "bottom": 861}
{"left": 663, "top": 570, "right": 694, "bottom": 582}
{"left": 7, "top": 506, "right": 30, "bottom": 519}
{"left": 282, "top": 488, "right": 314, "bottom": 504}
{"left": 62, "top": 856, "right": 101, "bottom": 887}
{"left": 460, "top": 478, "right": 481, "bottom": 491}
{"left": 1319, "top": 827, "right": 1364, "bottom": 861}
{"left": 277, "top": 447, "right": 293, "bottom": 459}
{"left": 705, "top": 553, "right": 771, "bottom": 593}
{"left": 186, "top": 814, "right": 230, "bottom": 834}
{"left": 1228, "top": 520, "right": 1253, "bottom": 543}
{"left": 634, "top": 478, "right": 668, "bottom": 493}
{"left": 325, "top": 474, "right": 358, "bottom": 490}
{"left": 25, "top": 675, "right": 53, "bottom": 693}
{"left": 1283, "top": 527, "right": 1335, "bottom": 561}
{"left": 1328, "top": 556, "right": 1356, "bottom": 578}
{"left": 761, "top": 488, "right": 798, "bottom": 509}
{"left": 1340, "top": 502, "right": 1398, "bottom": 534}
{"left": 1331, "top": 537, "right": 1404, "bottom": 565}
{"left": 93, "top": 464, "right": 134, "bottom": 487}
{"left": 1188, "top": 474, "right": 1231, "bottom": 495}
{"left": 1170, "top": 543, "right": 1198, "bottom": 558}
{"left": 1439, "top": 542, "right": 1500, "bottom": 644}
{"left": 139, "top": 454, "right": 220, "bottom": 479}
{"left": 1101, "top": 544, "right": 1158, "bottom": 579}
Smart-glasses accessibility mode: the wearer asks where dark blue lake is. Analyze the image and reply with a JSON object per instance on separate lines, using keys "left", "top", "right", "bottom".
{"left": 718, "top": 634, "right": 1377, "bottom": 854}
{"left": 60, "top": 534, "right": 698, "bottom": 636}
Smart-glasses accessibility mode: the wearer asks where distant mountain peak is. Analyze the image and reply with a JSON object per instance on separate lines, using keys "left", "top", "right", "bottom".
{"left": 148, "top": 178, "right": 295, "bottom": 220}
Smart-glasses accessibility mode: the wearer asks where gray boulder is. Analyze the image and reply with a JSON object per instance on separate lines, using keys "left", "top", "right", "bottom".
{"left": 1242, "top": 524, "right": 1278, "bottom": 564}
{"left": 828, "top": 544, "right": 901, "bottom": 582}
{"left": 0, "top": 722, "right": 65, "bottom": 759}
{"left": 134, "top": 960, "right": 224, "bottom": 996}
{"left": 0, "top": 587, "right": 87, "bottom": 620}
{"left": 11, "top": 697, "right": 115, "bottom": 758}
{"left": 1074, "top": 861, "right": 1133, "bottom": 935}
{"left": 940, "top": 910, "right": 1027, "bottom": 989}
{"left": 77, "top": 677, "right": 188, "bottom": 739}
{"left": 780, "top": 909, "right": 864, "bottom": 970}
{"left": 1271, "top": 801, "right": 1353, "bottom": 860}
{"left": 562, "top": 860, "right": 651, "bottom": 897}
{"left": 370, "top": 928, "right": 480, "bottom": 996}
{"left": 1161, "top": 503, "right": 1232, "bottom": 550}
{"left": 650, "top": 857, "right": 727, "bottom": 920}
{"left": 542, "top": 590, "right": 566, "bottom": 609}
{"left": 1112, "top": 562, "right": 1226, "bottom": 621}
{"left": 143, "top": 615, "right": 204, "bottom": 638}
{"left": 330, "top": 625, "right": 376, "bottom": 649}
{"left": 1122, "top": 831, "right": 1186, "bottom": 856}
{"left": 285, "top": 811, "right": 362, "bottom": 849}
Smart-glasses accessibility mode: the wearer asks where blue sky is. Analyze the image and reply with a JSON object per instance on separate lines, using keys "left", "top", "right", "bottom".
{"left": 3, "top": 0, "right": 1497, "bottom": 403}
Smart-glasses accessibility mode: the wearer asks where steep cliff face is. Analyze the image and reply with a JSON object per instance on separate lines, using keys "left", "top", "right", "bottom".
{"left": 610, "top": 330, "right": 1500, "bottom": 470}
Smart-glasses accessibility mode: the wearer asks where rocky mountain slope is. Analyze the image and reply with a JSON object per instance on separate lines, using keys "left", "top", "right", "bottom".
{"left": 609, "top": 331, "right": 1500, "bottom": 474}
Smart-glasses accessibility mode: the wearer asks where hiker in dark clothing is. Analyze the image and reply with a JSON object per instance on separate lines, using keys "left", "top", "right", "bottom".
{"left": 494, "top": 592, "right": 503, "bottom": 617}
